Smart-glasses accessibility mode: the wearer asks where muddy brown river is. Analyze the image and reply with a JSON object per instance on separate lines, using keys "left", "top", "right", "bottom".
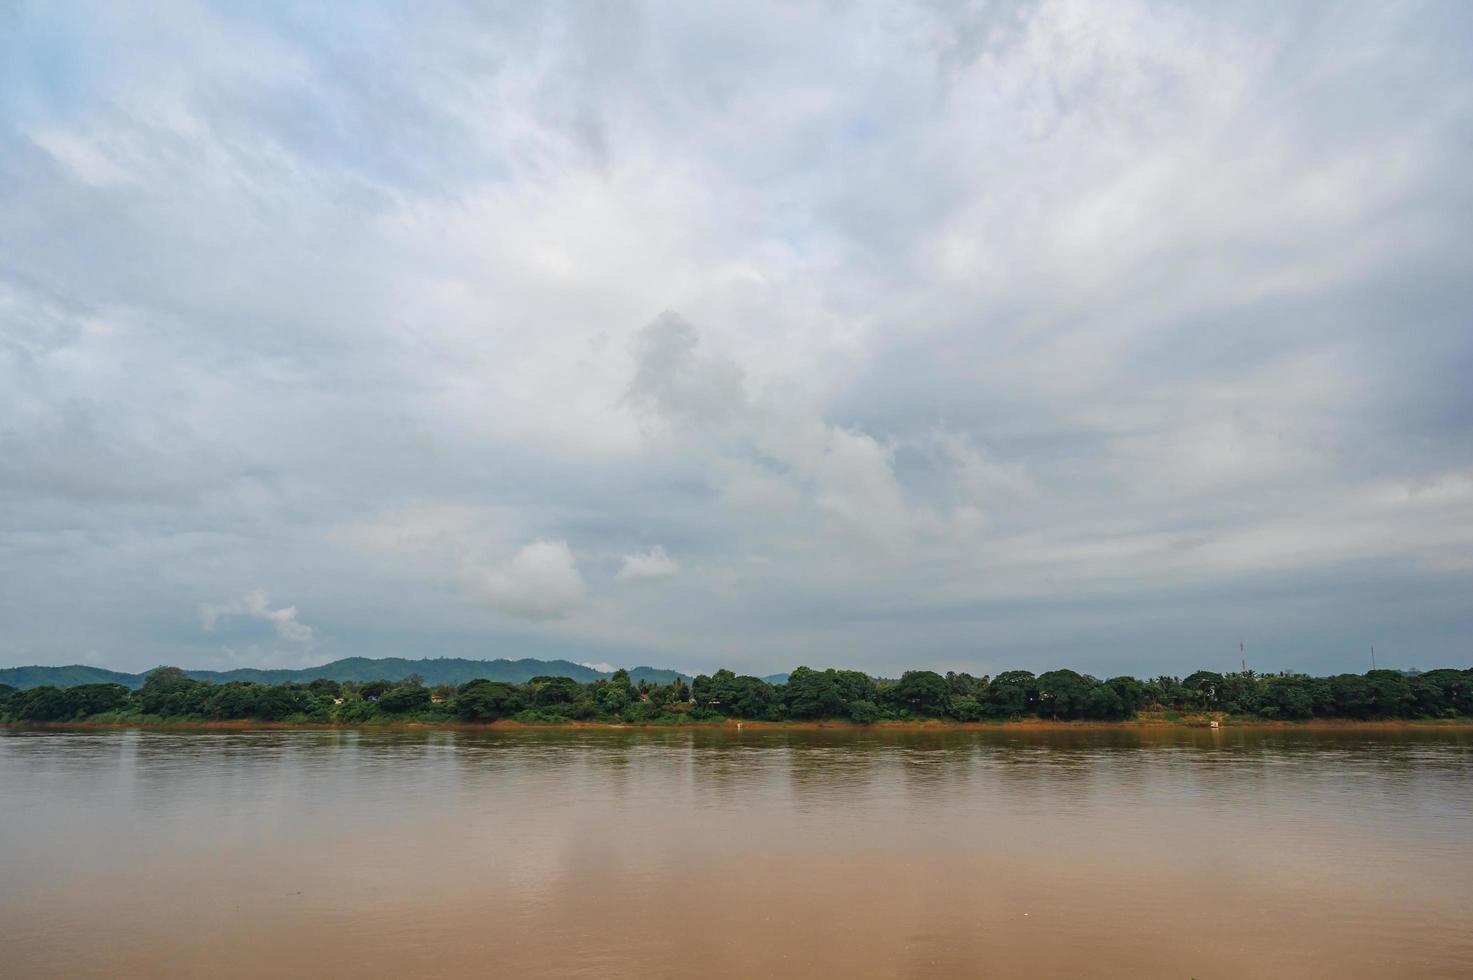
{"left": 2, "top": 726, "right": 1470, "bottom": 978}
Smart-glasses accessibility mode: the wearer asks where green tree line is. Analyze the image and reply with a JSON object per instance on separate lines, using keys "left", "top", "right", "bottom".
{"left": 3, "top": 664, "right": 1471, "bottom": 726}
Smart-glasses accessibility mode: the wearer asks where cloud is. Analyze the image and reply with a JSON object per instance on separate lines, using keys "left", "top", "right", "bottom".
{"left": 711, "top": 458, "right": 802, "bottom": 516}
{"left": 29, "top": 129, "right": 132, "bottom": 187}
{"left": 2, "top": 0, "right": 1471, "bottom": 678}
{"left": 625, "top": 311, "right": 748, "bottom": 429}
{"left": 936, "top": 431, "right": 1037, "bottom": 507}
{"left": 617, "top": 546, "right": 680, "bottom": 583}
{"left": 800, "top": 424, "right": 915, "bottom": 555}
{"left": 472, "top": 540, "right": 586, "bottom": 620}
{"left": 626, "top": 309, "right": 928, "bottom": 555}
{"left": 200, "top": 590, "right": 316, "bottom": 646}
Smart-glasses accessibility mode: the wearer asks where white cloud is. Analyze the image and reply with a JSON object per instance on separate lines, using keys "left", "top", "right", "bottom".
{"left": 937, "top": 431, "right": 1037, "bottom": 506}
{"left": 472, "top": 540, "right": 586, "bottom": 619}
{"left": 28, "top": 129, "right": 132, "bottom": 187}
{"left": 803, "top": 426, "right": 915, "bottom": 555}
{"left": 617, "top": 546, "right": 681, "bottom": 583}
{"left": 712, "top": 458, "right": 802, "bottom": 516}
{"left": 200, "top": 589, "right": 316, "bottom": 646}
{"left": 626, "top": 309, "right": 926, "bottom": 554}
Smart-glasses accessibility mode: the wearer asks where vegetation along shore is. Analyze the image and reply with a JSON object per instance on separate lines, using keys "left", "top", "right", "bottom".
{"left": 4, "top": 663, "right": 1471, "bottom": 728}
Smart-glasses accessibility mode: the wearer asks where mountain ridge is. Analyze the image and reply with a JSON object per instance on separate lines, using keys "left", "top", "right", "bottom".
{"left": 0, "top": 657, "right": 689, "bottom": 691}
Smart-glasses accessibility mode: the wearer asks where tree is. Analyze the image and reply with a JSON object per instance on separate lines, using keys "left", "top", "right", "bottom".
{"left": 1182, "top": 671, "right": 1225, "bottom": 711}
{"left": 1218, "top": 672, "right": 1263, "bottom": 715}
{"left": 13, "top": 686, "right": 73, "bottom": 721}
{"left": 335, "top": 699, "right": 379, "bottom": 723}
{"left": 1083, "top": 684, "right": 1126, "bottom": 720}
{"left": 893, "top": 670, "right": 950, "bottom": 716}
{"left": 1036, "top": 670, "right": 1092, "bottom": 720}
{"left": 456, "top": 680, "right": 526, "bottom": 721}
{"left": 1412, "top": 669, "right": 1470, "bottom": 717}
{"left": 946, "top": 672, "right": 984, "bottom": 698}
{"left": 255, "top": 684, "right": 312, "bottom": 720}
{"left": 948, "top": 696, "right": 986, "bottom": 722}
{"left": 1106, "top": 676, "right": 1145, "bottom": 715}
{"left": 784, "top": 667, "right": 842, "bottom": 719}
{"left": 693, "top": 669, "right": 745, "bottom": 712}
{"left": 379, "top": 686, "right": 432, "bottom": 713}
{"left": 1260, "top": 674, "right": 1314, "bottom": 720}
{"left": 1328, "top": 674, "right": 1373, "bottom": 718}
{"left": 531, "top": 676, "right": 585, "bottom": 708}
{"left": 1365, "top": 670, "right": 1413, "bottom": 718}
{"left": 142, "top": 666, "right": 191, "bottom": 693}
{"left": 8, "top": 683, "right": 129, "bottom": 721}
{"left": 600, "top": 681, "right": 633, "bottom": 715}
{"left": 832, "top": 670, "right": 879, "bottom": 707}
{"left": 70, "top": 683, "right": 131, "bottom": 717}
{"left": 1146, "top": 676, "right": 1186, "bottom": 710}
{"left": 203, "top": 682, "right": 262, "bottom": 719}
{"left": 136, "top": 668, "right": 204, "bottom": 716}
{"left": 690, "top": 673, "right": 714, "bottom": 706}
{"left": 9, "top": 659, "right": 1465, "bottom": 728}
{"left": 986, "top": 671, "right": 1036, "bottom": 718}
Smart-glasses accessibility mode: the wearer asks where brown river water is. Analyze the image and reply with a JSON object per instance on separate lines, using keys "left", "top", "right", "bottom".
{"left": 2, "top": 726, "right": 1470, "bottom": 979}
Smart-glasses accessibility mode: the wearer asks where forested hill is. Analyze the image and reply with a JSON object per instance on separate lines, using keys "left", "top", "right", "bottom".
{"left": 0, "top": 657, "right": 688, "bottom": 691}
{"left": 0, "top": 664, "right": 141, "bottom": 690}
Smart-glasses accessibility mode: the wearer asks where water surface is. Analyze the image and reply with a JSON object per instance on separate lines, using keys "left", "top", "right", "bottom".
{"left": 2, "top": 726, "right": 1470, "bottom": 978}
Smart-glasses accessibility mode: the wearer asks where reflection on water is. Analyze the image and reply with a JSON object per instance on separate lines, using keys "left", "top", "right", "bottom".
{"left": 2, "top": 727, "right": 1470, "bottom": 978}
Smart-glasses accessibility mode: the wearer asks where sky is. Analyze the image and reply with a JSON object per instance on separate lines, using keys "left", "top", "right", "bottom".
{"left": 2, "top": 0, "right": 1471, "bottom": 680}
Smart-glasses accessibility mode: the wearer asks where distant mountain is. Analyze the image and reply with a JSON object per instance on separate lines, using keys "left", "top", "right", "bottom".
{"left": 0, "top": 657, "right": 690, "bottom": 691}
{"left": 185, "top": 657, "right": 609, "bottom": 687}
{"left": 762, "top": 673, "right": 790, "bottom": 685}
{"left": 0, "top": 664, "right": 142, "bottom": 690}
{"left": 623, "top": 666, "right": 689, "bottom": 685}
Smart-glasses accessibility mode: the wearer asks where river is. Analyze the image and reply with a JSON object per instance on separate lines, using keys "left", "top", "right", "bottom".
{"left": 2, "top": 726, "right": 1470, "bottom": 978}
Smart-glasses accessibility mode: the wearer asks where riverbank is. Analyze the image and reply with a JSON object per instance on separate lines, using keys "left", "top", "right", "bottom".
{"left": 5, "top": 715, "right": 1472, "bottom": 732}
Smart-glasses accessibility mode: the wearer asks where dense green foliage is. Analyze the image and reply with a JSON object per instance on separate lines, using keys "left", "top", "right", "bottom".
{"left": 0, "top": 657, "right": 688, "bottom": 691}
{"left": 2, "top": 664, "right": 1470, "bottom": 726}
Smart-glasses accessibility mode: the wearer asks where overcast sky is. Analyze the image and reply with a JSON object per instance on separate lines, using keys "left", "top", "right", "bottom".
{"left": 2, "top": 0, "right": 1471, "bottom": 679}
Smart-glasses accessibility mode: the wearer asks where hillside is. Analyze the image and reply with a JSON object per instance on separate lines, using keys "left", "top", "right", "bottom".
{"left": 0, "top": 664, "right": 141, "bottom": 690}
{"left": 0, "top": 657, "right": 689, "bottom": 691}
